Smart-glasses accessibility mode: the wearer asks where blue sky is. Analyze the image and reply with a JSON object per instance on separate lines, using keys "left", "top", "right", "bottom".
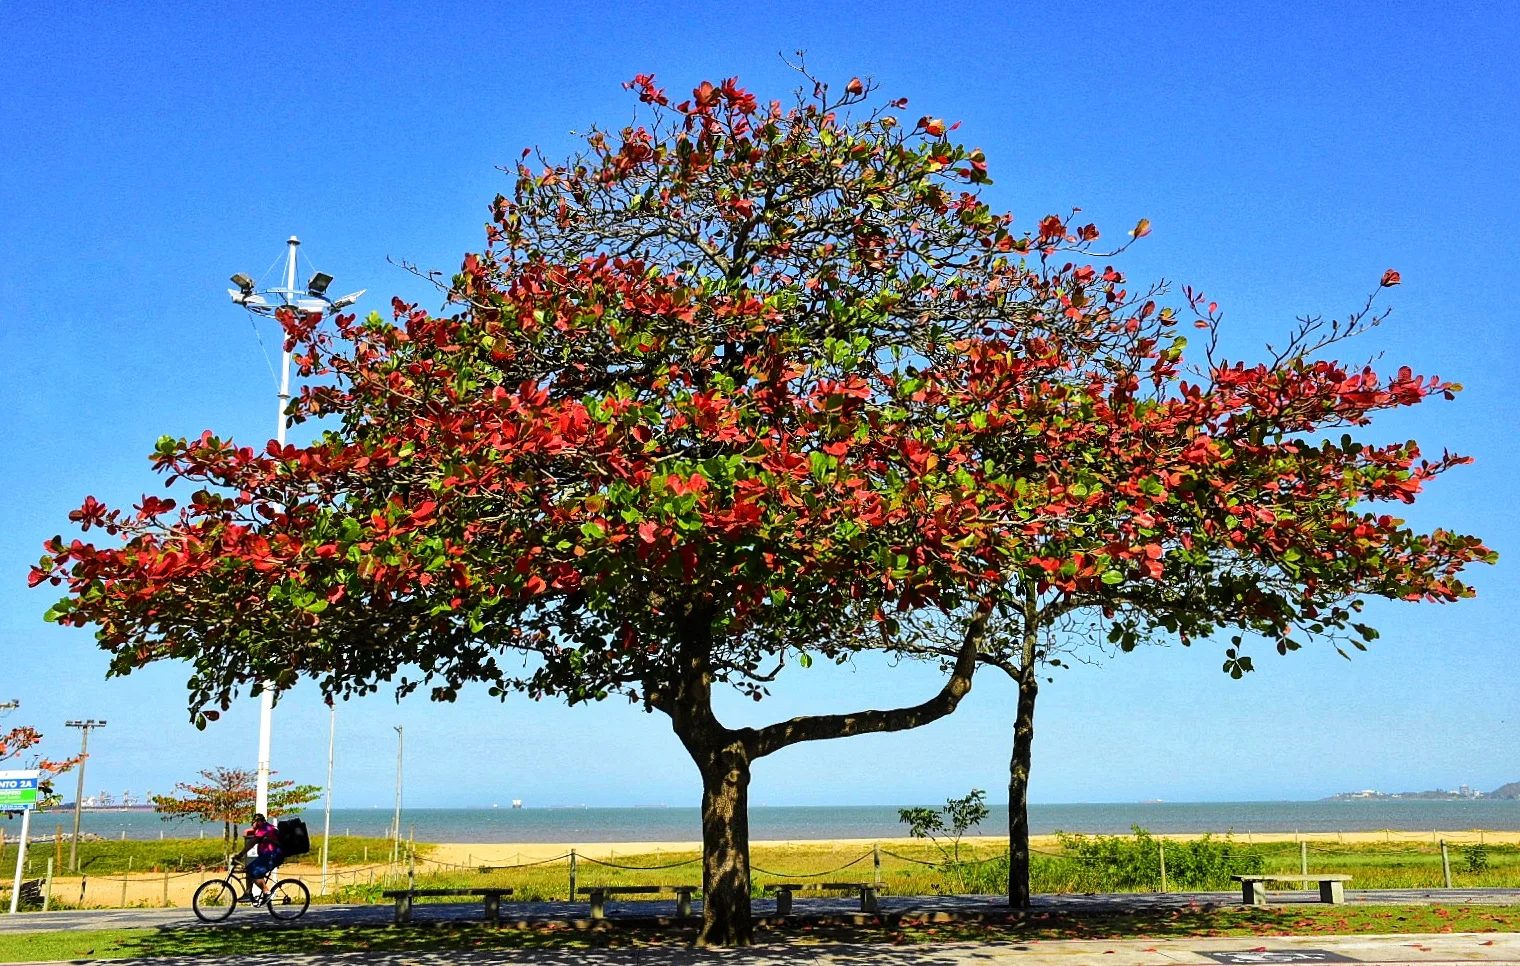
{"left": 2, "top": 0, "right": 1515, "bottom": 810}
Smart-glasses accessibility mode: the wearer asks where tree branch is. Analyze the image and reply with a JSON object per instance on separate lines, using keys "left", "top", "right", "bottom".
{"left": 745, "top": 602, "right": 989, "bottom": 758}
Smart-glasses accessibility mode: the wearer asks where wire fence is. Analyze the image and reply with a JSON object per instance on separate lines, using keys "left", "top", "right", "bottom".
{"left": 5, "top": 829, "right": 1517, "bottom": 912}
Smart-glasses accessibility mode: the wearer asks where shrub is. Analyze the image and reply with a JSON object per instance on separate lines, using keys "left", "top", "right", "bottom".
{"left": 1055, "top": 825, "right": 1263, "bottom": 892}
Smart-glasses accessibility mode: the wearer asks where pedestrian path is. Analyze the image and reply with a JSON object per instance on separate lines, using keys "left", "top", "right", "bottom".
{"left": 2, "top": 889, "right": 1517, "bottom": 935}
{"left": 11, "top": 932, "right": 1520, "bottom": 965}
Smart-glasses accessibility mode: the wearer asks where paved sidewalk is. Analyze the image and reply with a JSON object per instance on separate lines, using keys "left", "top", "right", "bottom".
{"left": 11, "top": 932, "right": 1520, "bottom": 965}
{"left": 3, "top": 889, "right": 1518, "bottom": 935}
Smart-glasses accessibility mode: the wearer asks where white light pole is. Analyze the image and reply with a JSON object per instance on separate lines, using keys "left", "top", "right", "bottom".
{"left": 229, "top": 239, "right": 363, "bottom": 818}
{"left": 390, "top": 726, "right": 403, "bottom": 869}
{"left": 319, "top": 704, "right": 335, "bottom": 895}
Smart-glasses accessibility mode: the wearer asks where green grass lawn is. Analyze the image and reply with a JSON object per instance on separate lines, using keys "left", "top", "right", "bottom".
{"left": 2, "top": 905, "right": 1517, "bottom": 961}
{"left": 5, "top": 836, "right": 420, "bottom": 878}
{"left": 323, "top": 840, "right": 1520, "bottom": 905}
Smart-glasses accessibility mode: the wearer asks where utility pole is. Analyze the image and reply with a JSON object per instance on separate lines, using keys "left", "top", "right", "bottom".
{"left": 390, "top": 727, "right": 403, "bottom": 868}
{"left": 64, "top": 720, "right": 105, "bottom": 873}
{"left": 228, "top": 238, "right": 363, "bottom": 817}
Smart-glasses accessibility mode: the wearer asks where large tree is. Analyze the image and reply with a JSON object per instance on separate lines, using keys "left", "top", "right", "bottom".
{"left": 32, "top": 73, "right": 1125, "bottom": 944}
{"left": 899, "top": 271, "right": 1494, "bottom": 906}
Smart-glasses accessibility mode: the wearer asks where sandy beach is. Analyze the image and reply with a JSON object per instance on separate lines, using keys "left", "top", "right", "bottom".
{"left": 428, "top": 828, "right": 1520, "bottom": 866}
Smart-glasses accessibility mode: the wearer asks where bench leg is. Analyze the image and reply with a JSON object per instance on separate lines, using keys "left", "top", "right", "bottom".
{"left": 1242, "top": 881, "right": 1266, "bottom": 906}
{"left": 589, "top": 891, "right": 605, "bottom": 920}
{"left": 484, "top": 894, "right": 500, "bottom": 925}
{"left": 775, "top": 889, "right": 792, "bottom": 916}
{"left": 1320, "top": 880, "right": 1344, "bottom": 904}
{"left": 394, "top": 894, "right": 413, "bottom": 924}
{"left": 860, "top": 886, "right": 878, "bottom": 913}
{"left": 677, "top": 890, "right": 692, "bottom": 918}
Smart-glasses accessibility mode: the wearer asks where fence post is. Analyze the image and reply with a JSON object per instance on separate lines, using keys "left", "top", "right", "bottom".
{"left": 569, "top": 850, "right": 577, "bottom": 902}
{"left": 1441, "top": 840, "right": 1452, "bottom": 889}
{"left": 1158, "top": 839, "right": 1167, "bottom": 893}
{"left": 162, "top": 869, "right": 169, "bottom": 907}
{"left": 873, "top": 843, "right": 881, "bottom": 887}
{"left": 408, "top": 846, "right": 416, "bottom": 891}
{"left": 121, "top": 857, "right": 131, "bottom": 908}
{"left": 43, "top": 859, "right": 53, "bottom": 912}
{"left": 1300, "top": 840, "right": 1308, "bottom": 879}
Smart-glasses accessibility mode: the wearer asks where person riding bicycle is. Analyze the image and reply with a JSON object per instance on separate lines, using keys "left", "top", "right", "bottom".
{"left": 242, "top": 813, "right": 283, "bottom": 903}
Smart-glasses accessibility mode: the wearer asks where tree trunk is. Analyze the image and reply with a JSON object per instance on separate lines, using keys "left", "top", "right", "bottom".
{"left": 697, "top": 740, "right": 754, "bottom": 946}
{"left": 1008, "top": 665, "right": 1038, "bottom": 908}
{"left": 655, "top": 602, "right": 987, "bottom": 945}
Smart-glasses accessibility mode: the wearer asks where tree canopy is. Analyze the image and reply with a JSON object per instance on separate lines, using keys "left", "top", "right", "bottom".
{"left": 151, "top": 767, "right": 319, "bottom": 842}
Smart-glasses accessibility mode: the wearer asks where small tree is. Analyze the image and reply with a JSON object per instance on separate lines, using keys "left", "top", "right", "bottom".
{"left": 898, "top": 270, "right": 1495, "bottom": 907}
{"left": 0, "top": 704, "right": 80, "bottom": 810}
{"left": 151, "top": 767, "right": 319, "bottom": 842}
{"left": 898, "top": 788, "right": 988, "bottom": 893}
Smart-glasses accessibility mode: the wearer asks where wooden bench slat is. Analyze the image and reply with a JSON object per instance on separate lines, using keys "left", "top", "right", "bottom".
{"left": 1233, "top": 874, "right": 1349, "bottom": 906}
{"left": 383, "top": 893, "right": 513, "bottom": 899}
{"left": 763, "top": 881, "right": 879, "bottom": 914}
{"left": 383, "top": 887, "right": 515, "bottom": 925}
{"left": 1232, "top": 874, "right": 1352, "bottom": 882}
{"left": 577, "top": 884, "right": 699, "bottom": 919}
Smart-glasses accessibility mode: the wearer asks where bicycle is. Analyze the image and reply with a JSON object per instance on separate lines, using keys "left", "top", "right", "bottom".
{"left": 192, "top": 855, "right": 310, "bottom": 922}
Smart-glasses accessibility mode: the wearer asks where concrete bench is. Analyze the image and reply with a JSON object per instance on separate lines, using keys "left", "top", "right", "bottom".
{"left": 1233, "top": 874, "right": 1351, "bottom": 905}
{"left": 380, "top": 887, "right": 514, "bottom": 924}
{"left": 764, "top": 881, "right": 879, "bottom": 914}
{"left": 578, "top": 884, "right": 699, "bottom": 919}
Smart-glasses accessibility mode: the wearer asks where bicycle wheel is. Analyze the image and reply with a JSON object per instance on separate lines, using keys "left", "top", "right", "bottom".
{"left": 192, "top": 878, "right": 240, "bottom": 922}
{"left": 266, "top": 878, "right": 311, "bottom": 920}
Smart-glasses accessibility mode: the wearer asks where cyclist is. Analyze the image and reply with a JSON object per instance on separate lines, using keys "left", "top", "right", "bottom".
{"left": 242, "top": 813, "right": 283, "bottom": 904}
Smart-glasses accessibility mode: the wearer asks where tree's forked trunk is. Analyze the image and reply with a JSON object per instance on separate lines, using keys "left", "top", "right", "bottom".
{"left": 697, "top": 741, "right": 753, "bottom": 946}
{"left": 664, "top": 601, "right": 987, "bottom": 945}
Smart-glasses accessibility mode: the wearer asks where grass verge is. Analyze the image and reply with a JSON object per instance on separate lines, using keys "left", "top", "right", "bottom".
{"left": 1, "top": 905, "right": 1517, "bottom": 961}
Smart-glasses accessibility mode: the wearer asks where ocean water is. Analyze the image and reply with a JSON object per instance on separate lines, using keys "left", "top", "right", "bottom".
{"left": 24, "top": 800, "right": 1520, "bottom": 843}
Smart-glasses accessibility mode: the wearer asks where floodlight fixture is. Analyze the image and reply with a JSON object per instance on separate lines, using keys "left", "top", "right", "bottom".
{"left": 229, "top": 239, "right": 361, "bottom": 321}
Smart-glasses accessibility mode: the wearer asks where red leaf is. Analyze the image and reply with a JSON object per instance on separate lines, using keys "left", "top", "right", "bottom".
{"left": 1381, "top": 269, "right": 1402, "bottom": 287}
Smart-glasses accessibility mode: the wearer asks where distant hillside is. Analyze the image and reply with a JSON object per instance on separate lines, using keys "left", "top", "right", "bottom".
{"left": 1325, "top": 782, "right": 1520, "bottom": 802}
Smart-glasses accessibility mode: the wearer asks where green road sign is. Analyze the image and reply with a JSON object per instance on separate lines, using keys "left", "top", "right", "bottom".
{"left": 0, "top": 770, "right": 41, "bottom": 810}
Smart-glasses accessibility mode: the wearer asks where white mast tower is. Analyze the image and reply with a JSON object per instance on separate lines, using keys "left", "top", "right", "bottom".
{"left": 229, "top": 237, "right": 363, "bottom": 816}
